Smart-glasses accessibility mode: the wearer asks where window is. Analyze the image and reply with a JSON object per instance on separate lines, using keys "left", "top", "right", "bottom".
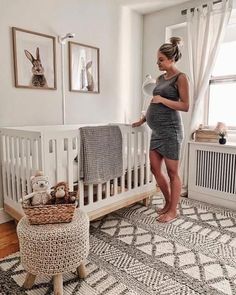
{"left": 207, "top": 14, "right": 236, "bottom": 128}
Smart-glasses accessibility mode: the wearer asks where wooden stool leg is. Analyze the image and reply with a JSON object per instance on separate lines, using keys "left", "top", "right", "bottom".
{"left": 143, "top": 196, "right": 150, "bottom": 207}
{"left": 53, "top": 274, "right": 63, "bottom": 295}
{"left": 23, "top": 272, "right": 36, "bottom": 289}
{"left": 77, "top": 262, "right": 87, "bottom": 278}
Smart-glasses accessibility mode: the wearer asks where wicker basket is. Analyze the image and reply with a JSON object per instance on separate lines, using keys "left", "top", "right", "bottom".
{"left": 22, "top": 203, "right": 76, "bottom": 225}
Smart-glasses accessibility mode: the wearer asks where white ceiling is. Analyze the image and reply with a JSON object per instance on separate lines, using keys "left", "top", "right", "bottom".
{"left": 117, "top": 0, "right": 193, "bottom": 14}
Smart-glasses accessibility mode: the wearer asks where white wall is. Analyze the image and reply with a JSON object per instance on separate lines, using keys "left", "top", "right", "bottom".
{"left": 0, "top": 0, "right": 143, "bottom": 213}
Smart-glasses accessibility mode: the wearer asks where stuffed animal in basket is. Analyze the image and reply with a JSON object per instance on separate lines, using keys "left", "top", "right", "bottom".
{"left": 51, "top": 182, "right": 76, "bottom": 204}
{"left": 20, "top": 171, "right": 52, "bottom": 206}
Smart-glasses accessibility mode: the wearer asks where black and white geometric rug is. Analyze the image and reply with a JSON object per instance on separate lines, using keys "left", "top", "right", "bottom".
{"left": 1, "top": 195, "right": 236, "bottom": 295}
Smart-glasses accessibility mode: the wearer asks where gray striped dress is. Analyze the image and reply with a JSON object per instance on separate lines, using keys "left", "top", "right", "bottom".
{"left": 145, "top": 73, "right": 183, "bottom": 160}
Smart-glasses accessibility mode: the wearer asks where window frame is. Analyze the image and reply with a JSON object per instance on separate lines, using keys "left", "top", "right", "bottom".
{"left": 206, "top": 73, "right": 236, "bottom": 130}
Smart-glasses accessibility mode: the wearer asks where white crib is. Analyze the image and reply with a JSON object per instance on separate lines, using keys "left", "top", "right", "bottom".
{"left": 0, "top": 124, "right": 156, "bottom": 221}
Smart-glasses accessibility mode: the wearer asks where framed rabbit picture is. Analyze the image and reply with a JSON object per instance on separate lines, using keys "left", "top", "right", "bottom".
{"left": 12, "top": 27, "right": 57, "bottom": 90}
{"left": 69, "top": 41, "right": 100, "bottom": 93}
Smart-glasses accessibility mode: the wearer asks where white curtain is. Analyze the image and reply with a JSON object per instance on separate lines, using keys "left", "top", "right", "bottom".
{"left": 180, "top": 0, "right": 232, "bottom": 191}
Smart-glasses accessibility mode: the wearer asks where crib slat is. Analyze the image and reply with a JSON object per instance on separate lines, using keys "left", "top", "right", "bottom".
{"left": 14, "top": 137, "right": 21, "bottom": 201}
{"left": 127, "top": 132, "right": 132, "bottom": 190}
{"left": 76, "top": 134, "right": 83, "bottom": 207}
{"left": 79, "top": 180, "right": 84, "bottom": 208}
{"left": 1, "top": 135, "right": 7, "bottom": 199}
{"left": 105, "top": 180, "right": 110, "bottom": 198}
{"left": 19, "top": 137, "right": 26, "bottom": 195}
{"left": 67, "top": 137, "right": 74, "bottom": 191}
{"left": 140, "top": 131, "right": 144, "bottom": 186}
{"left": 145, "top": 131, "right": 150, "bottom": 184}
{"left": 55, "top": 138, "right": 63, "bottom": 182}
{"left": 232, "top": 155, "right": 236, "bottom": 193}
{"left": 88, "top": 184, "right": 93, "bottom": 205}
{"left": 97, "top": 183, "right": 102, "bottom": 202}
{"left": 5, "top": 136, "right": 11, "bottom": 199}
{"left": 42, "top": 137, "right": 51, "bottom": 184}
{"left": 121, "top": 132, "right": 127, "bottom": 193}
{"left": 121, "top": 175, "right": 125, "bottom": 193}
{"left": 9, "top": 137, "right": 17, "bottom": 201}
{"left": 37, "top": 136, "right": 43, "bottom": 172}
{"left": 113, "top": 178, "right": 118, "bottom": 196}
{"left": 77, "top": 134, "right": 80, "bottom": 181}
{"left": 133, "top": 131, "right": 138, "bottom": 188}
{"left": 31, "top": 139, "right": 38, "bottom": 173}
{"left": 25, "top": 139, "right": 31, "bottom": 194}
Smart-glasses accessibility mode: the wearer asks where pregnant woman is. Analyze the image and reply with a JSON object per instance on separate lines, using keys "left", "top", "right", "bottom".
{"left": 132, "top": 37, "right": 189, "bottom": 222}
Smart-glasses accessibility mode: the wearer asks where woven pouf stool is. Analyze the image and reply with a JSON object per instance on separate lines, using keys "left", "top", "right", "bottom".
{"left": 17, "top": 209, "right": 89, "bottom": 295}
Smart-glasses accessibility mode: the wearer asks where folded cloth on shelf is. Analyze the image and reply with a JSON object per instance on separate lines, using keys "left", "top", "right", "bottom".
{"left": 79, "top": 125, "right": 123, "bottom": 184}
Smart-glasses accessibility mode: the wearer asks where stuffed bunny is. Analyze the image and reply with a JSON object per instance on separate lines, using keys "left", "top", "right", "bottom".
{"left": 85, "top": 61, "right": 94, "bottom": 91}
{"left": 24, "top": 47, "right": 48, "bottom": 88}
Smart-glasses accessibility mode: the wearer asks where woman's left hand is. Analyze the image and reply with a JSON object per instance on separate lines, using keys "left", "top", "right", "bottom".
{"left": 152, "top": 95, "right": 163, "bottom": 104}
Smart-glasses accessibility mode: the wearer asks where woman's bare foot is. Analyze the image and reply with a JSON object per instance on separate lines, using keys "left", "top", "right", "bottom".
{"left": 157, "top": 210, "right": 178, "bottom": 223}
{"left": 156, "top": 190, "right": 170, "bottom": 215}
{"left": 156, "top": 204, "right": 169, "bottom": 215}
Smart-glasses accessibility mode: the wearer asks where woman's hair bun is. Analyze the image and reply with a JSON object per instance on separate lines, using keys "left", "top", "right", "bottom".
{"left": 159, "top": 36, "right": 183, "bottom": 62}
{"left": 170, "top": 37, "right": 182, "bottom": 47}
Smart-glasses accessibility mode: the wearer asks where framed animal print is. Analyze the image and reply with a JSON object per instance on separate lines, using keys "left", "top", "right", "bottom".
{"left": 69, "top": 41, "right": 100, "bottom": 93}
{"left": 12, "top": 27, "right": 57, "bottom": 90}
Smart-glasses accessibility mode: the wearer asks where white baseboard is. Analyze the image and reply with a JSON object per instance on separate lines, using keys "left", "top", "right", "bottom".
{"left": 0, "top": 207, "right": 13, "bottom": 224}
{"left": 188, "top": 190, "right": 236, "bottom": 211}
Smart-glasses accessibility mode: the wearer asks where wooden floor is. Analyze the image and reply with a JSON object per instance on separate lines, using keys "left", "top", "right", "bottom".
{"left": 0, "top": 221, "right": 19, "bottom": 258}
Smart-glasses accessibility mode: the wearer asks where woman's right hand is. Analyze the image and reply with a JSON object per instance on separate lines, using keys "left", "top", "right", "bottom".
{"left": 132, "top": 117, "right": 146, "bottom": 128}
{"left": 132, "top": 121, "right": 142, "bottom": 128}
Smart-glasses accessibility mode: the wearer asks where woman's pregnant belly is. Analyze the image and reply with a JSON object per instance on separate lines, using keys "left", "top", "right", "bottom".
{"left": 146, "top": 103, "right": 183, "bottom": 138}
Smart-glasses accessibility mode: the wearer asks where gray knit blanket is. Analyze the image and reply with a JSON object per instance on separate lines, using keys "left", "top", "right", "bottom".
{"left": 79, "top": 125, "right": 123, "bottom": 184}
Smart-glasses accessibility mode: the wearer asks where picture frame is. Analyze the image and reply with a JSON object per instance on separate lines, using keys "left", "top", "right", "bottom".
{"left": 69, "top": 41, "right": 100, "bottom": 93}
{"left": 12, "top": 27, "right": 57, "bottom": 90}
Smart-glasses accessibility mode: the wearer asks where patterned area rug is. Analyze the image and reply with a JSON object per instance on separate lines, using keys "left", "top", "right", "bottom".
{"left": 1, "top": 195, "right": 236, "bottom": 295}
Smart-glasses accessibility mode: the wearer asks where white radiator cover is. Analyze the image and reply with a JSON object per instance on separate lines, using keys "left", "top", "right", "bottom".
{"left": 188, "top": 142, "right": 236, "bottom": 210}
